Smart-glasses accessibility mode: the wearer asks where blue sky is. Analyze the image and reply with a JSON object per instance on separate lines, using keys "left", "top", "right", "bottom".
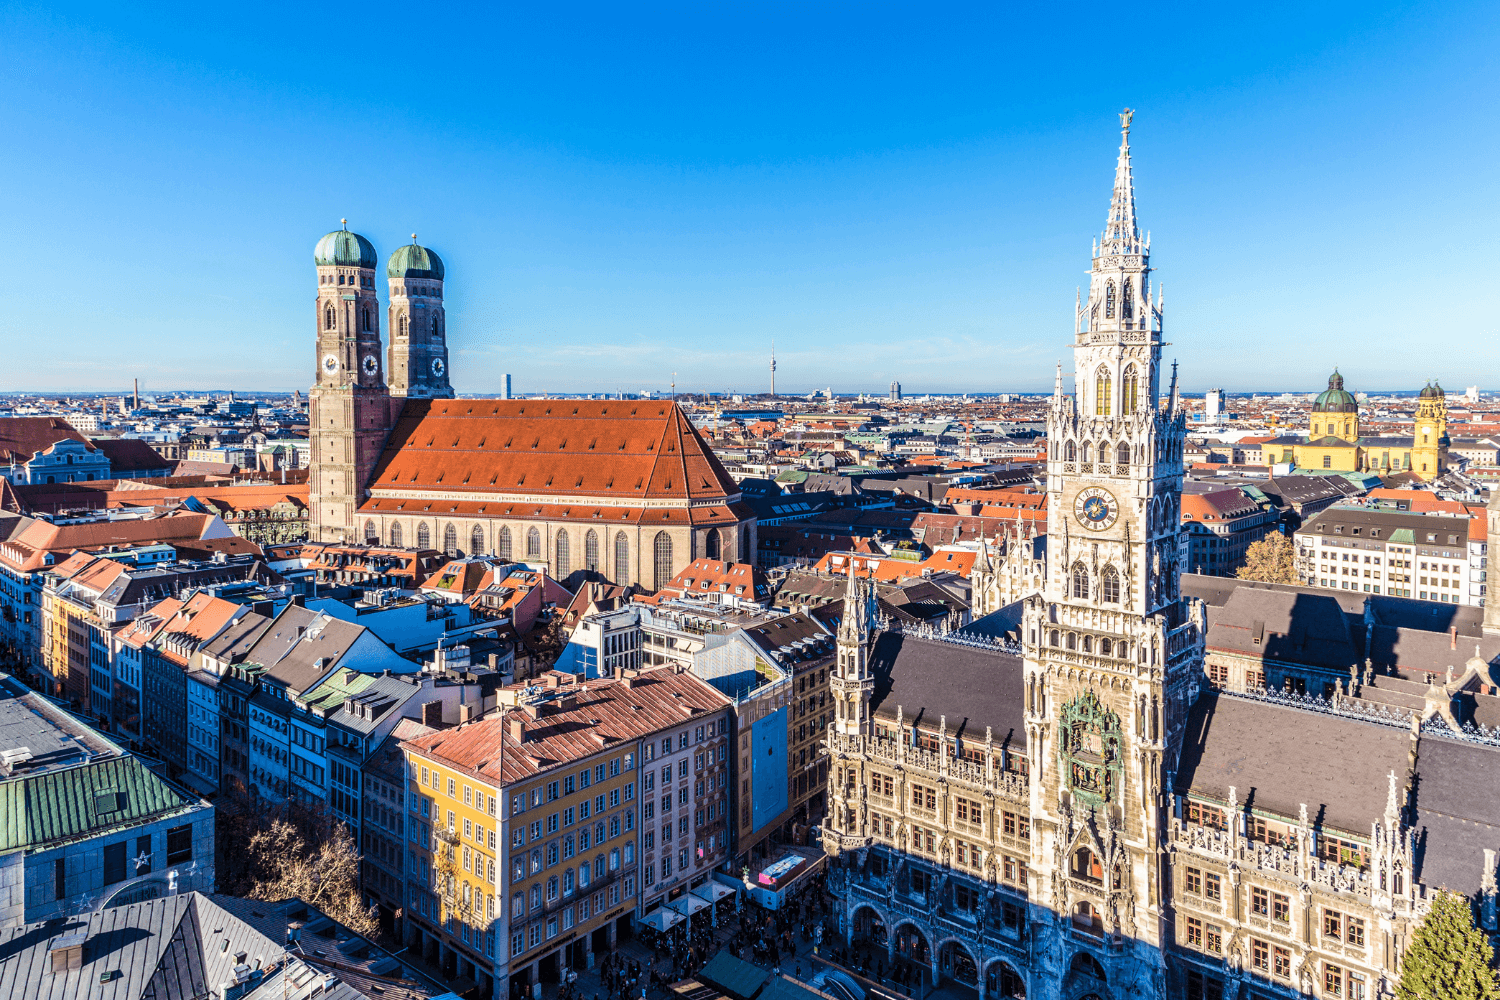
{"left": 2, "top": 2, "right": 1497, "bottom": 396}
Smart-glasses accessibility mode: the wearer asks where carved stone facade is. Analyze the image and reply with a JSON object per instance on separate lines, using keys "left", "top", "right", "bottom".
{"left": 817, "top": 116, "right": 1492, "bottom": 1000}
{"left": 971, "top": 516, "right": 1046, "bottom": 619}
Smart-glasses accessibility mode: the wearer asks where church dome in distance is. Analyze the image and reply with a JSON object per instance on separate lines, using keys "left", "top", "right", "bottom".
{"left": 314, "top": 222, "right": 378, "bottom": 268}
{"left": 1419, "top": 381, "right": 1444, "bottom": 400}
{"left": 387, "top": 238, "right": 445, "bottom": 281}
{"left": 1313, "top": 370, "right": 1358, "bottom": 413}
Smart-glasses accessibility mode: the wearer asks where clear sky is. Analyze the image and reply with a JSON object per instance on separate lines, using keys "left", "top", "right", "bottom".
{"left": 2, "top": 2, "right": 1497, "bottom": 397}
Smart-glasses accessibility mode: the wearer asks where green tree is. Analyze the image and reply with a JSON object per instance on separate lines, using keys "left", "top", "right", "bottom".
{"left": 1396, "top": 891, "right": 1500, "bottom": 1000}
{"left": 1236, "top": 532, "right": 1300, "bottom": 585}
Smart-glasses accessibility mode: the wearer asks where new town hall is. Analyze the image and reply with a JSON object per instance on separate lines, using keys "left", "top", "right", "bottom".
{"left": 820, "top": 115, "right": 1500, "bottom": 1000}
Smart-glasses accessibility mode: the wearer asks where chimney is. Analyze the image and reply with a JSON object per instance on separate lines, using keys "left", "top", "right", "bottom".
{"left": 1451, "top": 626, "right": 1458, "bottom": 650}
{"left": 421, "top": 700, "right": 443, "bottom": 727}
{"left": 292, "top": 595, "right": 306, "bottom": 608}
{"left": 510, "top": 718, "right": 528, "bottom": 743}
{"left": 459, "top": 703, "right": 475, "bottom": 723}
{"left": 345, "top": 669, "right": 358, "bottom": 684}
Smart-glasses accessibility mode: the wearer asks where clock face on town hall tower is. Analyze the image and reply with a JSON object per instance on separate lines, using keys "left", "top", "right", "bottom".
{"left": 1073, "top": 486, "right": 1120, "bottom": 531}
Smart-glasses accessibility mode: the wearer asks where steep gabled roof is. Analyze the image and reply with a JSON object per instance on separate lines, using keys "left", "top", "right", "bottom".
{"left": 365, "top": 399, "right": 739, "bottom": 503}
{"left": 0, "top": 417, "right": 92, "bottom": 465}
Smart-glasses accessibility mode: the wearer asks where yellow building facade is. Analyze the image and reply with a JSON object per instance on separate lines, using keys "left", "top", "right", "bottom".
{"left": 1270, "top": 371, "right": 1449, "bottom": 480}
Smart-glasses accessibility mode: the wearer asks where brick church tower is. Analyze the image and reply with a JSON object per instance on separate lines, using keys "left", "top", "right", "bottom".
{"left": 309, "top": 222, "right": 396, "bottom": 543}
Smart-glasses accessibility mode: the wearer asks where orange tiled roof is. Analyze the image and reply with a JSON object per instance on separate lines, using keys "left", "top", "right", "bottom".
{"left": 0, "top": 512, "right": 219, "bottom": 573}
{"left": 364, "top": 399, "right": 740, "bottom": 507}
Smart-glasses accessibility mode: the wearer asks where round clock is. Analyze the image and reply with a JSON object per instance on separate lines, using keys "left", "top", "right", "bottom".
{"left": 431, "top": 357, "right": 446, "bottom": 377}
{"left": 321, "top": 354, "right": 339, "bottom": 375}
{"left": 1074, "top": 487, "right": 1119, "bottom": 531}
{"left": 361, "top": 355, "right": 378, "bottom": 377}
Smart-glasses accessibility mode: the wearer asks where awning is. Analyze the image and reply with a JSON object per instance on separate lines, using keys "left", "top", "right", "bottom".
{"left": 691, "top": 882, "right": 736, "bottom": 904}
{"left": 640, "top": 908, "right": 684, "bottom": 932}
{"left": 666, "top": 894, "right": 709, "bottom": 917}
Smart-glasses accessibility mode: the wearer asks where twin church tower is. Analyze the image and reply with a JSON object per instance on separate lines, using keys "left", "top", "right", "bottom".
{"left": 309, "top": 225, "right": 453, "bottom": 541}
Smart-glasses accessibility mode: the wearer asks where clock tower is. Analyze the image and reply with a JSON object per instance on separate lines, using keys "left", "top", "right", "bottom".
{"left": 309, "top": 222, "right": 396, "bottom": 543}
{"left": 1018, "top": 111, "right": 1204, "bottom": 998}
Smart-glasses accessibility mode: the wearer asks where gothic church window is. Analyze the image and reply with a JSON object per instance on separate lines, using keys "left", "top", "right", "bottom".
{"left": 1095, "top": 369, "right": 1112, "bottom": 416}
{"left": 1081, "top": 442, "right": 1092, "bottom": 464}
{"left": 472, "top": 524, "right": 486, "bottom": 556}
{"left": 1065, "top": 441, "right": 1077, "bottom": 463}
{"left": 1101, "top": 565, "right": 1120, "bottom": 604}
{"left": 496, "top": 526, "right": 512, "bottom": 561}
{"left": 361, "top": 308, "right": 372, "bottom": 332}
{"left": 526, "top": 527, "right": 541, "bottom": 558}
{"left": 615, "top": 532, "right": 630, "bottom": 584}
{"left": 443, "top": 524, "right": 458, "bottom": 557}
{"left": 417, "top": 522, "right": 431, "bottom": 549}
{"left": 1105, "top": 282, "right": 1115, "bottom": 318}
{"left": 653, "top": 532, "right": 673, "bottom": 591}
{"left": 1117, "top": 442, "right": 1130, "bottom": 465}
{"left": 364, "top": 521, "right": 377, "bottom": 544}
{"left": 705, "top": 530, "right": 720, "bottom": 560}
{"left": 1122, "top": 279, "right": 1133, "bottom": 319}
{"left": 390, "top": 522, "right": 402, "bottom": 547}
{"left": 1122, "top": 366, "right": 1138, "bottom": 412}
{"left": 1072, "top": 563, "right": 1089, "bottom": 599}
{"left": 556, "top": 530, "right": 571, "bottom": 577}
{"left": 324, "top": 304, "right": 334, "bottom": 330}
{"left": 585, "top": 530, "right": 600, "bottom": 572}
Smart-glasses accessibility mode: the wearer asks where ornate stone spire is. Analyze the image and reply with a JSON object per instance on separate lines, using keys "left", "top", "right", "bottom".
{"left": 1103, "top": 109, "right": 1140, "bottom": 252}
{"left": 839, "top": 565, "right": 870, "bottom": 644}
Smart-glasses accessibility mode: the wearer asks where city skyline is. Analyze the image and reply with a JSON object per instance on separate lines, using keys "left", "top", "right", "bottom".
{"left": 2, "top": 3, "right": 1497, "bottom": 394}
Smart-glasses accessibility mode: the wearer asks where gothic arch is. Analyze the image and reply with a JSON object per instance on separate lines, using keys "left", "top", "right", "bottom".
{"left": 1121, "top": 278, "right": 1134, "bottom": 319}
{"left": 526, "top": 527, "right": 541, "bottom": 558}
{"left": 556, "top": 529, "right": 571, "bottom": 578}
{"left": 324, "top": 303, "right": 335, "bottom": 330}
{"left": 614, "top": 531, "right": 630, "bottom": 584}
{"left": 1071, "top": 563, "right": 1089, "bottom": 600}
{"left": 1094, "top": 368, "right": 1112, "bottom": 416}
{"left": 585, "top": 529, "right": 600, "bottom": 572}
{"left": 652, "top": 531, "right": 673, "bottom": 591}
{"left": 471, "top": 524, "right": 486, "bottom": 556}
{"left": 1104, "top": 281, "right": 1115, "bottom": 319}
{"left": 982, "top": 959, "right": 1027, "bottom": 1000}
{"left": 389, "top": 521, "right": 403, "bottom": 547}
{"left": 1116, "top": 441, "right": 1130, "bottom": 466}
{"left": 1081, "top": 441, "right": 1093, "bottom": 464}
{"left": 416, "top": 521, "right": 431, "bottom": 550}
{"left": 705, "top": 528, "right": 720, "bottom": 560}
{"left": 363, "top": 520, "right": 377, "bottom": 544}
{"left": 1100, "top": 565, "right": 1120, "bottom": 604}
{"left": 443, "top": 523, "right": 458, "bottom": 557}
{"left": 496, "top": 525, "right": 512, "bottom": 561}
{"left": 1065, "top": 440, "right": 1077, "bottom": 463}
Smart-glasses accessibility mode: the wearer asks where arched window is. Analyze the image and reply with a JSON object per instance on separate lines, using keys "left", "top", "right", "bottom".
{"left": 416, "top": 521, "right": 431, "bottom": 549}
{"left": 555, "top": 530, "right": 571, "bottom": 577}
{"left": 363, "top": 520, "right": 377, "bottom": 544}
{"left": 1122, "top": 279, "right": 1134, "bottom": 319}
{"left": 1066, "top": 633, "right": 1077, "bottom": 650}
{"left": 471, "top": 524, "right": 486, "bottom": 556}
{"left": 1117, "top": 441, "right": 1130, "bottom": 466}
{"left": 1095, "top": 368, "right": 1112, "bottom": 416}
{"left": 1081, "top": 442, "right": 1092, "bottom": 464}
{"left": 1049, "top": 630, "right": 1059, "bottom": 647}
{"left": 526, "top": 527, "right": 541, "bottom": 558}
{"left": 1122, "top": 365, "right": 1138, "bottom": 413}
{"left": 1105, "top": 282, "right": 1115, "bottom": 319}
{"left": 615, "top": 532, "right": 630, "bottom": 584}
{"left": 361, "top": 308, "right": 371, "bottom": 332}
{"left": 389, "top": 522, "right": 402, "bottom": 547}
{"left": 653, "top": 532, "right": 673, "bottom": 591}
{"left": 1071, "top": 848, "right": 1103, "bottom": 883}
{"left": 496, "top": 525, "right": 512, "bottom": 561}
{"left": 1101, "top": 565, "right": 1120, "bottom": 604}
{"left": 400, "top": 314, "right": 409, "bottom": 337}
{"left": 442, "top": 523, "right": 458, "bottom": 557}
{"left": 324, "top": 304, "right": 335, "bottom": 330}
{"left": 1065, "top": 441, "right": 1077, "bottom": 463}
{"left": 705, "top": 529, "right": 720, "bottom": 560}
{"left": 1072, "top": 563, "right": 1089, "bottom": 599}
{"left": 1082, "top": 636, "right": 1093, "bottom": 653}
{"left": 585, "top": 530, "right": 600, "bottom": 572}
{"left": 1100, "top": 637, "right": 1113, "bottom": 657}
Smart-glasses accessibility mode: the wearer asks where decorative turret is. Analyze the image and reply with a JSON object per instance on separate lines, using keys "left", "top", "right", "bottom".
{"left": 1411, "top": 379, "right": 1449, "bottom": 480}
{"left": 831, "top": 567, "right": 876, "bottom": 737}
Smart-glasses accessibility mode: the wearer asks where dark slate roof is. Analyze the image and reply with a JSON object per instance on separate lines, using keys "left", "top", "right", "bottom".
{"left": 868, "top": 631, "right": 1023, "bottom": 749}
{"left": 91, "top": 438, "right": 171, "bottom": 472}
{"left": 1411, "top": 736, "right": 1500, "bottom": 896}
{"left": 1177, "top": 692, "right": 1410, "bottom": 835}
{"left": 1203, "top": 585, "right": 1363, "bottom": 672}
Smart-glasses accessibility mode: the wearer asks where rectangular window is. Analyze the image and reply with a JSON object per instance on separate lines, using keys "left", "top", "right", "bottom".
{"left": 1274, "top": 946, "right": 1291, "bottom": 979}
{"left": 53, "top": 858, "right": 66, "bottom": 900}
{"left": 1347, "top": 915, "right": 1365, "bottom": 946}
{"left": 1252, "top": 939, "right": 1269, "bottom": 973}
{"left": 166, "top": 825, "right": 192, "bottom": 864}
{"left": 1205, "top": 923, "right": 1222, "bottom": 954}
{"left": 1185, "top": 867, "right": 1202, "bottom": 895}
{"left": 103, "top": 841, "right": 127, "bottom": 885}
{"left": 1204, "top": 871, "right": 1221, "bottom": 901}
{"left": 1272, "top": 892, "right": 1290, "bottom": 923}
{"left": 1251, "top": 887, "right": 1268, "bottom": 915}
{"left": 1185, "top": 917, "right": 1202, "bottom": 948}
{"left": 1325, "top": 964, "right": 1343, "bottom": 997}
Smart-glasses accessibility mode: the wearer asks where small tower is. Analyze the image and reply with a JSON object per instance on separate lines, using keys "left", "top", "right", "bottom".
{"left": 830, "top": 568, "right": 876, "bottom": 737}
{"left": 309, "top": 222, "right": 393, "bottom": 543}
{"left": 386, "top": 236, "right": 453, "bottom": 399}
{"left": 1411, "top": 381, "right": 1449, "bottom": 481}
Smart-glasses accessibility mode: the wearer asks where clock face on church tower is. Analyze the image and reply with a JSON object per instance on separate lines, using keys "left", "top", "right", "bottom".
{"left": 321, "top": 354, "right": 339, "bottom": 376}
{"left": 1074, "top": 486, "right": 1120, "bottom": 531}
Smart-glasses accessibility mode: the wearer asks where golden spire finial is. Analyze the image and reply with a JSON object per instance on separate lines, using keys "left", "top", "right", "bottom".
{"left": 340, "top": 218, "right": 348, "bottom": 229}
{"left": 1120, "top": 108, "right": 1133, "bottom": 133}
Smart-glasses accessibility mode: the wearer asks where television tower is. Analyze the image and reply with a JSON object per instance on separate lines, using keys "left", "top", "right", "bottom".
{"left": 769, "top": 341, "right": 777, "bottom": 397}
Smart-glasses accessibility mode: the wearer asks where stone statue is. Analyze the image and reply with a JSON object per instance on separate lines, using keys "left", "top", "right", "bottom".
{"left": 1120, "top": 107, "right": 1134, "bottom": 131}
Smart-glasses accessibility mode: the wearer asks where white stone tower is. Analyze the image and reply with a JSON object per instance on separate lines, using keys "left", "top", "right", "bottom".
{"left": 386, "top": 237, "right": 454, "bottom": 399}
{"left": 309, "top": 222, "right": 394, "bottom": 542}
{"left": 830, "top": 568, "right": 877, "bottom": 738}
{"left": 1017, "top": 111, "right": 1203, "bottom": 999}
